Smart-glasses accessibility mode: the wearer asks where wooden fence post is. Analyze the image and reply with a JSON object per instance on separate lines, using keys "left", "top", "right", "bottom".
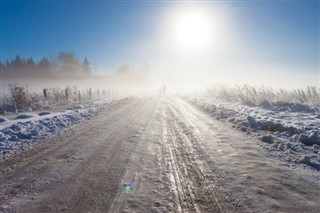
{"left": 65, "top": 88, "right": 69, "bottom": 102}
{"left": 43, "top": 89, "right": 48, "bottom": 100}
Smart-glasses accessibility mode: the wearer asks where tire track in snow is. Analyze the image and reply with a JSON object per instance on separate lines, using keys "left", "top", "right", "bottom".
{"left": 164, "top": 106, "right": 225, "bottom": 213}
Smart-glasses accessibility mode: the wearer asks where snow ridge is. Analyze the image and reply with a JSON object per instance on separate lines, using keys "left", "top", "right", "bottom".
{"left": 188, "top": 96, "right": 320, "bottom": 174}
{"left": 0, "top": 97, "right": 133, "bottom": 158}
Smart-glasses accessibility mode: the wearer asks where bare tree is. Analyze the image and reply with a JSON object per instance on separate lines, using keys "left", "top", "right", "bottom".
{"left": 56, "top": 51, "right": 81, "bottom": 77}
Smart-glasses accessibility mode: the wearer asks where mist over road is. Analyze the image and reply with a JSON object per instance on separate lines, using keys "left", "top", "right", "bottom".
{"left": 1, "top": 97, "right": 319, "bottom": 213}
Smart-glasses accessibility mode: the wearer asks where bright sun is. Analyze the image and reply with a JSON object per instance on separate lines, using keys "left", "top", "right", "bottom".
{"left": 172, "top": 10, "right": 212, "bottom": 52}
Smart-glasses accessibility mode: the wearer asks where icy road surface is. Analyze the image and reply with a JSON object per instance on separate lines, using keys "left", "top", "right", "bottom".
{"left": 0, "top": 97, "right": 319, "bottom": 213}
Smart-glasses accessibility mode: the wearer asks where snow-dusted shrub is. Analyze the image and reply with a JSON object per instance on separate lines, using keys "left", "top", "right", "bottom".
{"left": 0, "top": 84, "right": 43, "bottom": 113}
{"left": 9, "top": 83, "right": 32, "bottom": 112}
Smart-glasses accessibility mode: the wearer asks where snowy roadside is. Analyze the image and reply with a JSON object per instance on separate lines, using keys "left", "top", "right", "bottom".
{"left": 0, "top": 97, "right": 134, "bottom": 159}
{"left": 187, "top": 96, "right": 320, "bottom": 172}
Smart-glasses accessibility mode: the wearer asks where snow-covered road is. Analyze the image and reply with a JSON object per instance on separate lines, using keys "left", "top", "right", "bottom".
{"left": 0, "top": 97, "right": 319, "bottom": 213}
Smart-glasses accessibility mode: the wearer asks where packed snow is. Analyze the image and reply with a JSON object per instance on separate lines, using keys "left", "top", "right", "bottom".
{"left": 0, "top": 97, "right": 133, "bottom": 159}
{"left": 188, "top": 95, "right": 320, "bottom": 172}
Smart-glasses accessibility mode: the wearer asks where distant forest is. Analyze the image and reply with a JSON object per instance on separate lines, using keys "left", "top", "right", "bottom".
{"left": 0, "top": 52, "right": 92, "bottom": 79}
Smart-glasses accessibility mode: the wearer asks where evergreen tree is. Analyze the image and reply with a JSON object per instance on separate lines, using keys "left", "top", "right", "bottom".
{"left": 38, "top": 57, "right": 51, "bottom": 72}
{"left": 81, "top": 57, "right": 92, "bottom": 77}
{"left": 11, "top": 55, "right": 24, "bottom": 71}
{"left": 26, "top": 57, "right": 36, "bottom": 71}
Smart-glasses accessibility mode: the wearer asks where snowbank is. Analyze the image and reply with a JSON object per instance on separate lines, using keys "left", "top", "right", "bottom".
{"left": 188, "top": 96, "right": 320, "bottom": 171}
{"left": 0, "top": 97, "right": 133, "bottom": 158}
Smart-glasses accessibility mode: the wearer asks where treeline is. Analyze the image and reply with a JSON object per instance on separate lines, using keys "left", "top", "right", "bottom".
{"left": 0, "top": 52, "right": 92, "bottom": 79}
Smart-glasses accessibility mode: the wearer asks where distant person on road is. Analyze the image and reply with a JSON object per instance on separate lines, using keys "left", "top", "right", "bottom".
{"left": 162, "top": 84, "right": 167, "bottom": 96}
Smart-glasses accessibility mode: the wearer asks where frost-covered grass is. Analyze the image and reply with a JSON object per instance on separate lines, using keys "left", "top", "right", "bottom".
{"left": 206, "top": 84, "right": 320, "bottom": 114}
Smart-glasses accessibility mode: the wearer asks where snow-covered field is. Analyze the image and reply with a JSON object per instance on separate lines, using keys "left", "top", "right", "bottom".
{"left": 188, "top": 95, "right": 320, "bottom": 172}
{"left": 0, "top": 97, "right": 133, "bottom": 159}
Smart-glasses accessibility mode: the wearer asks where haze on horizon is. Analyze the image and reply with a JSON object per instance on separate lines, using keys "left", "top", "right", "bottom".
{"left": 1, "top": 1, "right": 319, "bottom": 92}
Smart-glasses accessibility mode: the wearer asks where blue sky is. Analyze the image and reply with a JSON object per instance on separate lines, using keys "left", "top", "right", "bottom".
{"left": 1, "top": 1, "right": 319, "bottom": 87}
{"left": 1, "top": 1, "right": 164, "bottom": 69}
{"left": 231, "top": 2, "right": 319, "bottom": 70}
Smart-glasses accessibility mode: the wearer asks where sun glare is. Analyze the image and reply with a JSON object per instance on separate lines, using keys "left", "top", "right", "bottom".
{"left": 172, "top": 10, "right": 212, "bottom": 52}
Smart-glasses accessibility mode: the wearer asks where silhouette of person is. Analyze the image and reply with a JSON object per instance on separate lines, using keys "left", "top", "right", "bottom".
{"left": 162, "top": 84, "right": 167, "bottom": 96}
